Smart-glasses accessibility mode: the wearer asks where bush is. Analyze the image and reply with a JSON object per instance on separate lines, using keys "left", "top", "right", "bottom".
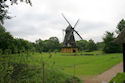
{"left": 0, "top": 62, "right": 82, "bottom": 83}
{"left": 109, "top": 73, "right": 125, "bottom": 83}
{"left": 4, "top": 49, "right": 12, "bottom": 55}
{"left": 0, "top": 63, "right": 14, "bottom": 83}
{"left": 0, "top": 49, "right": 2, "bottom": 55}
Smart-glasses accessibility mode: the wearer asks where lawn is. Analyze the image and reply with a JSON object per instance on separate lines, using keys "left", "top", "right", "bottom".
{"left": 2, "top": 51, "right": 123, "bottom": 76}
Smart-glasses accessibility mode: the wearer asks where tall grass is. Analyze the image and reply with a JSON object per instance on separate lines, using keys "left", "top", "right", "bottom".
{"left": 0, "top": 52, "right": 82, "bottom": 83}
{"left": 2, "top": 51, "right": 122, "bottom": 76}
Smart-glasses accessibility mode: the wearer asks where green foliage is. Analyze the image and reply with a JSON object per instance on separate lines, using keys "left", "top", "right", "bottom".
{"left": 0, "top": 25, "right": 34, "bottom": 54}
{"left": 109, "top": 73, "right": 125, "bottom": 83}
{"left": 0, "top": 63, "right": 14, "bottom": 83}
{"left": 0, "top": 49, "right": 2, "bottom": 55}
{"left": 1, "top": 52, "right": 122, "bottom": 76}
{"left": 0, "top": 24, "right": 5, "bottom": 32}
{"left": 116, "top": 19, "right": 125, "bottom": 34}
{"left": 35, "top": 37, "right": 61, "bottom": 52}
{"left": 0, "top": 0, "right": 31, "bottom": 24}
{"left": 0, "top": 24, "right": 102, "bottom": 54}
{"left": 44, "top": 69, "right": 81, "bottom": 83}
{"left": 103, "top": 31, "right": 122, "bottom": 53}
{"left": 76, "top": 39, "right": 98, "bottom": 52}
{"left": 0, "top": 52, "right": 123, "bottom": 82}
{"left": 0, "top": 1, "right": 9, "bottom": 24}
{"left": 96, "top": 42, "right": 104, "bottom": 50}
{"left": 86, "top": 39, "right": 97, "bottom": 52}
{"left": 14, "top": 38, "right": 32, "bottom": 53}
{"left": 4, "top": 49, "right": 12, "bottom": 55}
{"left": 0, "top": 25, "right": 14, "bottom": 52}
{"left": 0, "top": 25, "right": 62, "bottom": 53}
{"left": 76, "top": 40, "right": 88, "bottom": 51}
{"left": 0, "top": 54, "right": 82, "bottom": 83}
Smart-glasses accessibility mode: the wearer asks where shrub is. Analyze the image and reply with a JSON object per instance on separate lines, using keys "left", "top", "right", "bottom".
{"left": 109, "top": 73, "right": 125, "bottom": 83}
{"left": 0, "top": 49, "right": 2, "bottom": 55}
{"left": 0, "top": 62, "right": 82, "bottom": 83}
{"left": 4, "top": 49, "right": 12, "bottom": 55}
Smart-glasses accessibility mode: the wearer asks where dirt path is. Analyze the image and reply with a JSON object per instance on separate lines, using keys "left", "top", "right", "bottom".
{"left": 81, "top": 62, "right": 123, "bottom": 83}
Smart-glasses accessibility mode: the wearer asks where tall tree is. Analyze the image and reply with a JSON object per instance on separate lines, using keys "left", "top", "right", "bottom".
{"left": 116, "top": 19, "right": 125, "bottom": 34}
{"left": 35, "top": 37, "right": 61, "bottom": 52}
{"left": 96, "top": 42, "right": 104, "bottom": 50}
{"left": 103, "top": 31, "right": 122, "bottom": 53}
{"left": 86, "top": 39, "right": 97, "bottom": 52}
{"left": 76, "top": 40, "right": 88, "bottom": 51}
{"left": 35, "top": 39, "right": 44, "bottom": 53}
{"left": 0, "top": 24, "right": 14, "bottom": 53}
{"left": 49, "top": 37, "right": 60, "bottom": 51}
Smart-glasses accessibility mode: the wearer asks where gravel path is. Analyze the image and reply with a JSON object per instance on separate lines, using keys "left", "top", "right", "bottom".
{"left": 81, "top": 62, "right": 123, "bottom": 83}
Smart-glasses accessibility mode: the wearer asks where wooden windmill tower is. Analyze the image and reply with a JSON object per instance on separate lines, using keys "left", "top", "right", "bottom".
{"left": 61, "top": 14, "right": 83, "bottom": 53}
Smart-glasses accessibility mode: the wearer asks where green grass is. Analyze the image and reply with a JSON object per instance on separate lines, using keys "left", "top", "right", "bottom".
{"left": 0, "top": 62, "right": 81, "bottom": 83}
{"left": 0, "top": 53, "right": 82, "bottom": 83}
{"left": 2, "top": 51, "right": 122, "bottom": 76}
{"left": 0, "top": 51, "right": 123, "bottom": 83}
{"left": 50, "top": 53, "right": 122, "bottom": 76}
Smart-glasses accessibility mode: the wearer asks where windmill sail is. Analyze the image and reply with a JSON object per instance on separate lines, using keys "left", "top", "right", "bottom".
{"left": 74, "top": 30, "right": 83, "bottom": 40}
{"left": 73, "top": 19, "right": 79, "bottom": 29}
{"left": 62, "top": 13, "right": 72, "bottom": 26}
{"left": 62, "top": 14, "right": 83, "bottom": 47}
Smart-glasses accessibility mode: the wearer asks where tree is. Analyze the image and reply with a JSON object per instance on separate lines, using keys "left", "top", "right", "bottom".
{"left": 35, "top": 37, "right": 61, "bottom": 52}
{"left": 35, "top": 39, "right": 44, "bottom": 53}
{"left": 116, "top": 19, "right": 125, "bottom": 34}
{"left": 76, "top": 40, "right": 88, "bottom": 51}
{"left": 14, "top": 38, "right": 33, "bottom": 53}
{"left": 0, "top": 24, "right": 14, "bottom": 53}
{"left": 0, "top": 24, "right": 35, "bottom": 54}
{"left": 86, "top": 39, "right": 97, "bottom": 52}
{"left": 0, "top": 0, "right": 10, "bottom": 24}
{"left": 103, "top": 31, "right": 122, "bottom": 53}
{"left": 96, "top": 42, "right": 104, "bottom": 50}
{"left": 0, "top": 24, "right": 5, "bottom": 32}
{"left": 48, "top": 37, "right": 60, "bottom": 51}
{"left": 43, "top": 37, "right": 60, "bottom": 52}
{"left": 0, "top": 0, "right": 31, "bottom": 24}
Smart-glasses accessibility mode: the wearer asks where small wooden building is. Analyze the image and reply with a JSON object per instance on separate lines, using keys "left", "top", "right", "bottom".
{"left": 61, "top": 47, "right": 78, "bottom": 53}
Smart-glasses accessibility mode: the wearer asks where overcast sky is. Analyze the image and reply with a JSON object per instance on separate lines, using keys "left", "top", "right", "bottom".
{"left": 4, "top": 0, "right": 125, "bottom": 42}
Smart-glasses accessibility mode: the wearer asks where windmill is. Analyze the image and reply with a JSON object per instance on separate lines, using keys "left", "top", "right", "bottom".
{"left": 61, "top": 14, "right": 83, "bottom": 53}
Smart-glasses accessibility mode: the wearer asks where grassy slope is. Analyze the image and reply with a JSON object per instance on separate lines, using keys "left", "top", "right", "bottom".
{"left": 5, "top": 51, "right": 123, "bottom": 76}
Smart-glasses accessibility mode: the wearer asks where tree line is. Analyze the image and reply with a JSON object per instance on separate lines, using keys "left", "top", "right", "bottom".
{"left": 0, "top": 19, "right": 125, "bottom": 54}
{"left": 0, "top": 24, "right": 97, "bottom": 54}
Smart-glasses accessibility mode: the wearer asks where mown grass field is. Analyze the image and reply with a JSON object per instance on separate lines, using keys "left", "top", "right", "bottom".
{"left": 2, "top": 51, "right": 123, "bottom": 76}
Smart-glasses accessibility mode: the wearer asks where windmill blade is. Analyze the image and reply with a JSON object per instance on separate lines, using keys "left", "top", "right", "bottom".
{"left": 61, "top": 13, "right": 72, "bottom": 26}
{"left": 73, "top": 19, "right": 79, "bottom": 29}
{"left": 74, "top": 30, "right": 83, "bottom": 40}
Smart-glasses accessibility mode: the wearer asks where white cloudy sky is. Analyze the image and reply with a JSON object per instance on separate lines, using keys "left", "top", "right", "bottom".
{"left": 4, "top": 0, "right": 125, "bottom": 42}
